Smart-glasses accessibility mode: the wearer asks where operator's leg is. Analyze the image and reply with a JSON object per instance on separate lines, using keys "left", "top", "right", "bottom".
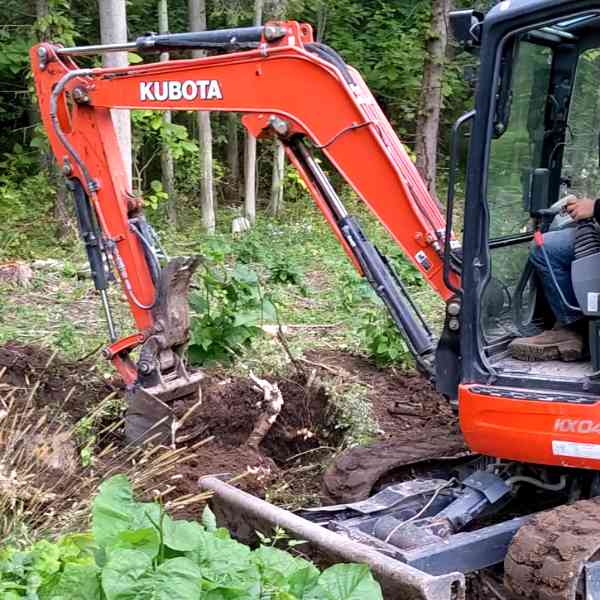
{"left": 530, "top": 228, "right": 580, "bottom": 326}
{"left": 509, "top": 227, "right": 584, "bottom": 361}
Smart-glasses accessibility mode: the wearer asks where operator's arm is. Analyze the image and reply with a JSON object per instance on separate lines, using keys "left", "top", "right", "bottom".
{"left": 565, "top": 196, "right": 599, "bottom": 221}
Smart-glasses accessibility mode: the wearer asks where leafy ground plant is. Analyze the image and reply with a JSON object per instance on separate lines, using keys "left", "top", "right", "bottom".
{"left": 188, "top": 262, "right": 276, "bottom": 366}
{"left": 0, "top": 475, "right": 384, "bottom": 600}
{"left": 357, "top": 308, "right": 412, "bottom": 367}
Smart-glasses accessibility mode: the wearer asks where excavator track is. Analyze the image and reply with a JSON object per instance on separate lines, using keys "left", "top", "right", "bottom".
{"left": 505, "top": 497, "right": 600, "bottom": 600}
{"left": 321, "top": 427, "right": 470, "bottom": 504}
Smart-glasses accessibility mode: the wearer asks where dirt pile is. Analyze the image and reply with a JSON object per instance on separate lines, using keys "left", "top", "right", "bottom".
{"left": 0, "top": 342, "right": 461, "bottom": 526}
{"left": 0, "top": 342, "right": 340, "bottom": 522}
{"left": 0, "top": 341, "right": 118, "bottom": 420}
{"left": 303, "top": 348, "right": 458, "bottom": 437}
{"left": 165, "top": 374, "right": 338, "bottom": 517}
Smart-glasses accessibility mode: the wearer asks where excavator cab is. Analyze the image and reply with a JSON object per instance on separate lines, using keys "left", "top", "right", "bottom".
{"left": 475, "top": 10, "right": 600, "bottom": 380}
{"left": 451, "top": 3, "right": 600, "bottom": 400}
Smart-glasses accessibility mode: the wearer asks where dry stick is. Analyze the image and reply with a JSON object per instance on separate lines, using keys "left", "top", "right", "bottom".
{"left": 246, "top": 373, "right": 284, "bottom": 450}
{"left": 298, "top": 357, "right": 343, "bottom": 376}
{"left": 75, "top": 343, "right": 103, "bottom": 363}
{"left": 276, "top": 325, "right": 307, "bottom": 377}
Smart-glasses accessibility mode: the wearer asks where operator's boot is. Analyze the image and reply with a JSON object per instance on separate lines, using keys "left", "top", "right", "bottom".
{"left": 508, "top": 325, "right": 583, "bottom": 362}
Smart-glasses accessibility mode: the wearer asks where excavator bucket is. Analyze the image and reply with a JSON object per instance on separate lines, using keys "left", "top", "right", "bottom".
{"left": 125, "top": 256, "right": 204, "bottom": 446}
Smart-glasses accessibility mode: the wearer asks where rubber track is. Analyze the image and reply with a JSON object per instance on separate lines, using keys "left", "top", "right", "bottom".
{"left": 505, "top": 497, "right": 600, "bottom": 599}
{"left": 321, "top": 427, "right": 470, "bottom": 504}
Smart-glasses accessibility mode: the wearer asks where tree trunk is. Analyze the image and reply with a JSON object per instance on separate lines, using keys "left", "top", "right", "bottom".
{"left": 99, "top": 0, "right": 132, "bottom": 187}
{"left": 34, "top": 0, "right": 72, "bottom": 236}
{"left": 268, "top": 0, "right": 287, "bottom": 215}
{"left": 414, "top": 0, "right": 451, "bottom": 198}
{"left": 269, "top": 143, "right": 285, "bottom": 215}
{"left": 226, "top": 114, "right": 240, "bottom": 201}
{"left": 243, "top": 0, "right": 263, "bottom": 225}
{"left": 35, "top": 0, "right": 48, "bottom": 19}
{"left": 189, "top": 0, "right": 215, "bottom": 233}
{"left": 158, "top": 0, "right": 177, "bottom": 227}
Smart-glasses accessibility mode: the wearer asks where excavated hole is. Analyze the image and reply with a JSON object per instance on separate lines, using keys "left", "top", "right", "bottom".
{"left": 0, "top": 342, "right": 344, "bottom": 522}
{"left": 180, "top": 373, "right": 340, "bottom": 466}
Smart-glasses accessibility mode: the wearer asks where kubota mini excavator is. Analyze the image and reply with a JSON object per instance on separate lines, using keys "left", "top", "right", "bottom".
{"left": 30, "top": 1, "right": 600, "bottom": 598}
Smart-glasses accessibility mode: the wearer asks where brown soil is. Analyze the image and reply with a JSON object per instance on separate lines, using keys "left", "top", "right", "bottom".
{"left": 0, "top": 341, "right": 119, "bottom": 420}
{"left": 303, "top": 348, "right": 457, "bottom": 436}
{"left": 0, "top": 342, "right": 458, "bottom": 527}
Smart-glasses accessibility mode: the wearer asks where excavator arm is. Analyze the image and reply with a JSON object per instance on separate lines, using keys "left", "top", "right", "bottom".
{"left": 30, "top": 21, "right": 459, "bottom": 442}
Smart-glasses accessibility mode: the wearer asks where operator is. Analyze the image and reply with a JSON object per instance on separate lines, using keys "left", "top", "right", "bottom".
{"left": 509, "top": 195, "right": 600, "bottom": 362}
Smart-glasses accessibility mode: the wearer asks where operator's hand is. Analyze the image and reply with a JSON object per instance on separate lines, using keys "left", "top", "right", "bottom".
{"left": 566, "top": 196, "right": 596, "bottom": 221}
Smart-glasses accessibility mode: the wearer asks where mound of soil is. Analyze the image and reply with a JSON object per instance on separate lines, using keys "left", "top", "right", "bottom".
{"left": 165, "top": 374, "right": 338, "bottom": 518}
{"left": 0, "top": 342, "right": 459, "bottom": 525}
{"left": 0, "top": 342, "right": 340, "bottom": 522}
{"left": 0, "top": 341, "right": 118, "bottom": 421}
{"left": 303, "top": 348, "right": 457, "bottom": 437}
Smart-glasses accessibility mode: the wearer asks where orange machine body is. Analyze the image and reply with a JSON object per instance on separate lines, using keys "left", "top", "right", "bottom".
{"left": 459, "top": 384, "right": 600, "bottom": 469}
{"left": 30, "top": 21, "right": 457, "bottom": 382}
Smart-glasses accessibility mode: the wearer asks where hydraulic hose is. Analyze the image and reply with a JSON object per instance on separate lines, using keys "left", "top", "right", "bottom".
{"left": 49, "top": 68, "right": 95, "bottom": 190}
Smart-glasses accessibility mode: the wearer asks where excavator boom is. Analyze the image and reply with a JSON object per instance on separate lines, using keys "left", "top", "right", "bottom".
{"left": 30, "top": 21, "right": 460, "bottom": 444}
{"left": 30, "top": 22, "right": 465, "bottom": 597}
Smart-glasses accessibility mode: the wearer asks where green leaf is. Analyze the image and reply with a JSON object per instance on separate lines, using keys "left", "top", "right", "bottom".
{"left": 186, "top": 534, "right": 254, "bottom": 585}
{"left": 202, "top": 506, "right": 217, "bottom": 533}
{"left": 232, "top": 264, "right": 258, "bottom": 284}
{"left": 148, "top": 557, "right": 202, "bottom": 599}
{"left": 162, "top": 515, "right": 205, "bottom": 552}
{"left": 31, "top": 540, "right": 62, "bottom": 580}
{"left": 42, "top": 563, "right": 101, "bottom": 600}
{"left": 102, "top": 553, "right": 202, "bottom": 600}
{"left": 232, "top": 310, "right": 261, "bottom": 327}
{"left": 92, "top": 476, "right": 136, "bottom": 548}
{"left": 101, "top": 549, "right": 152, "bottom": 600}
{"left": 252, "top": 546, "right": 315, "bottom": 590}
{"left": 92, "top": 476, "right": 161, "bottom": 549}
{"left": 109, "top": 528, "right": 160, "bottom": 561}
{"left": 287, "top": 565, "right": 320, "bottom": 598}
{"left": 127, "top": 52, "right": 143, "bottom": 64}
{"left": 310, "top": 564, "right": 383, "bottom": 600}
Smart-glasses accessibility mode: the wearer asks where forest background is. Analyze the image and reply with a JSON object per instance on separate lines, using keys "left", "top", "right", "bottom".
{"left": 0, "top": 0, "right": 496, "bottom": 367}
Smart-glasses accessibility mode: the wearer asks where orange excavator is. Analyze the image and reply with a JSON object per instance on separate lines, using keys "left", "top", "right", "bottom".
{"left": 30, "top": 1, "right": 600, "bottom": 598}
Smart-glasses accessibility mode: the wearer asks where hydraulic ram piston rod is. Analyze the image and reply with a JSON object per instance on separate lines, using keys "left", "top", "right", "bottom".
{"left": 292, "top": 139, "right": 434, "bottom": 365}
{"left": 56, "top": 25, "right": 286, "bottom": 56}
{"left": 200, "top": 476, "right": 465, "bottom": 600}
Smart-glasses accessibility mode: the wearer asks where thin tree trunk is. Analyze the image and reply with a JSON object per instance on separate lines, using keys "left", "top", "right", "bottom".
{"left": 188, "top": 0, "right": 215, "bottom": 233}
{"left": 243, "top": 0, "right": 263, "bottom": 224}
{"left": 226, "top": 114, "right": 240, "bottom": 201}
{"left": 268, "top": 0, "right": 287, "bottom": 215}
{"left": 158, "top": 0, "right": 177, "bottom": 227}
{"left": 99, "top": 0, "right": 132, "bottom": 187}
{"left": 269, "top": 143, "right": 285, "bottom": 215}
{"left": 414, "top": 0, "right": 451, "bottom": 198}
{"left": 35, "top": 0, "right": 72, "bottom": 236}
{"left": 35, "top": 0, "right": 48, "bottom": 18}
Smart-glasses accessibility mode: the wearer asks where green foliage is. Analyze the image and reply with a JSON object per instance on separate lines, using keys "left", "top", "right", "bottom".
{"left": 357, "top": 308, "right": 411, "bottom": 367}
{"left": 338, "top": 269, "right": 377, "bottom": 311}
{"left": 0, "top": 145, "right": 58, "bottom": 259}
{"left": 325, "top": 381, "right": 380, "bottom": 447}
{"left": 188, "top": 263, "right": 277, "bottom": 365}
{"left": 0, "top": 475, "right": 384, "bottom": 600}
{"left": 234, "top": 236, "right": 267, "bottom": 264}
{"left": 146, "top": 180, "right": 169, "bottom": 211}
{"left": 269, "top": 258, "right": 306, "bottom": 291}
